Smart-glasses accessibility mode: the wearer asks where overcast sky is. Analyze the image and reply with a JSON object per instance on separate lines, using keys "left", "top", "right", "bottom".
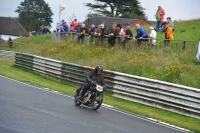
{"left": 0, "top": 0, "right": 200, "bottom": 31}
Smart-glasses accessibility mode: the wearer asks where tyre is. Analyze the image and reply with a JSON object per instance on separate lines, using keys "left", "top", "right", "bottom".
{"left": 74, "top": 88, "right": 82, "bottom": 106}
{"left": 91, "top": 92, "right": 103, "bottom": 110}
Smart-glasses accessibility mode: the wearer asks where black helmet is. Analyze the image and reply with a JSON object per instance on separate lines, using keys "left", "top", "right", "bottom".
{"left": 94, "top": 65, "right": 103, "bottom": 75}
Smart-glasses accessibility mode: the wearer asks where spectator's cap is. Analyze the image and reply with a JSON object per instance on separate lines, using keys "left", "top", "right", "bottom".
{"left": 167, "top": 17, "right": 171, "bottom": 20}
{"left": 149, "top": 26, "right": 154, "bottom": 30}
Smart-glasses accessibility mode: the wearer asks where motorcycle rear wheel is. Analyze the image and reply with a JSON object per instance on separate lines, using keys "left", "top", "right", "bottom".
{"left": 74, "top": 89, "right": 82, "bottom": 106}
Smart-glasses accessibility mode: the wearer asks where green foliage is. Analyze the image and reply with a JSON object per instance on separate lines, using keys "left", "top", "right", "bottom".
{"left": 84, "top": 0, "right": 146, "bottom": 19}
{"left": 15, "top": 0, "right": 54, "bottom": 32}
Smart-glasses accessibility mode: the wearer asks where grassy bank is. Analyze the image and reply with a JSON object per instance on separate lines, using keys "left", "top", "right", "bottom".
{"left": 0, "top": 19, "right": 199, "bottom": 88}
{"left": 0, "top": 60, "right": 199, "bottom": 132}
{"left": 4, "top": 34, "right": 199, "bottom": 89}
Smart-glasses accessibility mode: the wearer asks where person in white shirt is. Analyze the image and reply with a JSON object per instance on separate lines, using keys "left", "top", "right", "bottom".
{"left": 148, "top": 26, "right": 157, "bottom": 45}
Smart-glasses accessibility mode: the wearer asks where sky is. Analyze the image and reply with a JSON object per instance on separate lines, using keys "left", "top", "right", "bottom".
{"left": 0, "top": 0, "right": 200, "bottom": 31}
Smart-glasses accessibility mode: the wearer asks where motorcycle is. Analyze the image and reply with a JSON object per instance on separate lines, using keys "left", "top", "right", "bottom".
{"left": 74, "top": 81, "right": 104, "bottom": 110}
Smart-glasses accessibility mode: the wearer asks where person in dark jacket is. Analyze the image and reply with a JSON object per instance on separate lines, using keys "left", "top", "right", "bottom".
{"left": 43, "top": 26, "right": 51, "bottom": 34}
{"left": 108, "top": 24, "right": 118, "bottom": 46}
{"left": 98, "top": 23, "right": 110, "bottom": 37}
{"left": 79, "top": 65, "right": 107, "bottom": 100}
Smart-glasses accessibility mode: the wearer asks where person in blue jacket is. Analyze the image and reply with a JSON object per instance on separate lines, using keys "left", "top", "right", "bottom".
{"left": 134, "top": 24, "right": 148, "bottom": 44}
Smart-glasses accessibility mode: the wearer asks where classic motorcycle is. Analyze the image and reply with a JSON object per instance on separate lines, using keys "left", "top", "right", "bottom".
{"left": 74, "top": 81, "right": 104, "bottom": 110}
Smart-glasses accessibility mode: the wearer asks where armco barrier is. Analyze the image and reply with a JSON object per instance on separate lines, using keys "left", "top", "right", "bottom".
{"left": 15, "top": 53, "right": 200, "bottom": 119}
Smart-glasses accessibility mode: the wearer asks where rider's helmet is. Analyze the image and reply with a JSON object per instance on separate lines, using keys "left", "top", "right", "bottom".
{"left": 94, "top": 65, "right": 103, "bottom": 75}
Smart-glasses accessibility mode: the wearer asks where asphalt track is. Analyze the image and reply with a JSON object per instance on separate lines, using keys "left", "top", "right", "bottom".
{"left": 0, "top": 76, "right": 191, "bottom": 133}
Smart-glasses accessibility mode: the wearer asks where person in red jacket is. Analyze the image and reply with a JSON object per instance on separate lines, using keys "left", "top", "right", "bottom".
{"left": 155, "top": 6, "right": 165, "bottom": 32}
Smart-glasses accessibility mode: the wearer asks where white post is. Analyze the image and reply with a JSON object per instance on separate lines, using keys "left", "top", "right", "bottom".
{"left": 59, "top": 5, "right": 60, "bottom": 24}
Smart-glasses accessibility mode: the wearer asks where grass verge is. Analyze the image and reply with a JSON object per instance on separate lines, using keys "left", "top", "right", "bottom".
{"left": 0, "top": 60, "right": 199, "bottom": 133}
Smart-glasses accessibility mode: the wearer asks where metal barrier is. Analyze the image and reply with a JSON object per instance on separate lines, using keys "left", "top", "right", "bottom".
{"left": 14, "top": 53, "right": 200, "bottom": 119}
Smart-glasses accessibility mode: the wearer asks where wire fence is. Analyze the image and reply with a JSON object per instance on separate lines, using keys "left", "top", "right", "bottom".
{"left": 51, "top": 32, "right": 199, "bottom": 53}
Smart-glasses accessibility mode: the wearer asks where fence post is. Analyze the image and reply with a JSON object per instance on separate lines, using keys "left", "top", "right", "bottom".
{"left": 182, "top": 41, "right": 186, "bottom": 52}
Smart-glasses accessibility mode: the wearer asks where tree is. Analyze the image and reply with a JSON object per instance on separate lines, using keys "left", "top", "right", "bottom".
{"left": 84, "top": 0, "right": 146, "bottom": 19}
{"left": 15, "top": 0, "right": 54, "bottom": 32}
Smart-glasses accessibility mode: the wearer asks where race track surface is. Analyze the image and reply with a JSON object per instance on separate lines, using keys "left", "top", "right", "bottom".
{"left": 0, "top": 76, "right": 189, "bottom": 133}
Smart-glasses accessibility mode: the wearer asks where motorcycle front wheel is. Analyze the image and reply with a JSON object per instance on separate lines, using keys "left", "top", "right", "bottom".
{"left": 91, "top": 92, "right": 103, "bottom": 110}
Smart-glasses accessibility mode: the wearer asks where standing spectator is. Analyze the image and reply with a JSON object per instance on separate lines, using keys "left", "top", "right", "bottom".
{"left": 163, "top": 17, "right": 174, "bottom": 45}
{"left": 134, "top": 24, "right": 148, "bottom": 45}
{"left": 78, "top": 23, "right": 86, "bottom": 44}
{"left": 160, "top": 19, "right": 167, "bottom": 32}
{"left": 71, "top": 19, "right": 78, "bottom": 32}
{"left": 155, "top": 6, "right": 165, "bottom": 32}
{"left": 108, "top": 24, "right": 118, "bottom": 46}
{"left": 148, "top": 26, "right": 157, "bottom": 45}
{"left": 163, "top": 17, "right": 174, "bottom": 32}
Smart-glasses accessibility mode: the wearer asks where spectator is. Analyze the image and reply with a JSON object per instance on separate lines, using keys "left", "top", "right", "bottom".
{"left": 88, "top": 24, "right": 99, "bottom": 45}
{"left": 75, "top": 22, "right": 82, "bottom": 39}
{"left": 134, "top": 24, "right": 148, "bottom": 45}
{"left": 28, "top": 32, "right": 31, "bottom": 37}
{"left": 78, "top": 23, "right": 86, "bottom": 44}
{"left": 98, "top": 23, "right": 110, "bottom": 37}
{"left": 164, "top": 17, "right": 174, "bottom": 45}
{"left": 116, "top": 24, "right": 126, "bottom": 46}
{"left": 97, "top": 23, "right": 109, "bottom": 45}
{"left": 59, "top": 26, "right": 65, "bottom": 40}
{"left": 108, "top": 24, "right": 118, "bottom": 46}
{"left": 160, "top": 19, "right": 167, "bottom": 32}
{"left": 63, "top": 22, "right": 69, "bottom": 33}
{"left": 8, "top": 37, "right": 13, "bottom": 48}
{"left": 155, "top": 6, "right": 165, "bottom": 32}
{"left": 60, "top": 19, "right": 65, "bottom": 27}
{"left": 148, "top": 26, "right": 157, "bottom": 45}
{"left": 39, "top": 26, "right": 44, "bottom": 35}
{"left": 89, "top": 24, "right": 99, "bottom": 36}
{"left": 124, "top": 24, "right": 133, "bottom": 38}
{"left": 124, "top": 24, "right": 133, "bottom": 47}
{"left": 43, "top": 26, "right": 51, "bottom": 34}
{"left": 71, "top": 19, "right": 78, "bottom": 32}
{"left": 31, "top": 31, "right": 36, "bottom": 36}
{"left": 163, "top": 17, "right": 174, "bottom": 32}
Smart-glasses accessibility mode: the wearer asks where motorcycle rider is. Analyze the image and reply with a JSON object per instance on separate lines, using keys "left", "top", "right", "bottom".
{"left": 79, "top": 65, "right": 106, "bottom": 100}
